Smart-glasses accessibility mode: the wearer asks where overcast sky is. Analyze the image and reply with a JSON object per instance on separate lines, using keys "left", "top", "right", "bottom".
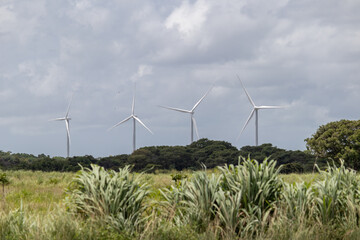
{"left": 0, "top": 0, "right": 359, "bottom": 157}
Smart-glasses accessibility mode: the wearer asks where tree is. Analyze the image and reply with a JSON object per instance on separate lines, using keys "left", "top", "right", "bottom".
{"left": 0, "top": 171, "right": 10, "bottom": 197}
{"left": 128, "top": 148, "right": 157, "bottom": 171}
{"left": 98, "top": 154, "right": 128, "bottom": 170}
{"left": 305, "top": 119, "right": 360, "bottom": 170}
{"left": 188, "top": 138, "right": 239, "bottom": 168}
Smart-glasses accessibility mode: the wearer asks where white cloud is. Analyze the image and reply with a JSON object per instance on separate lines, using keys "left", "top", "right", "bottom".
{"left": 165, "top": 0, "right": 209, "bottom": 40}
{"left": 131, "top": 65, "right": 153, "bottom": 81}
{"left": 138, "top": 65, "right": 153, "bottom": 78}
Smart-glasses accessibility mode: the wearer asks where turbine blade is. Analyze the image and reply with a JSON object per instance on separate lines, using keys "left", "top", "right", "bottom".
{"left": 134, "top": 116, "right": 153, "bottom": 134}
{"left": 65, "top": 119, "right": 71, "bottom": 146}
{"left": 192, "top": 116, "right": 200, "bottom": 139}
{"left": 158, "top": 105, "right": 191, "bottom": 113}
{"left": 191, "top": 85, "right": 213, "bottom": 112}
{"left": 237, "top": 109, "right": 255, "bottom": 140}
{"left": 108, "top": 115, "right": 132, "bottom": 131}
{"left": 132, "top": 83, "right": 136, "bottom": 115}
{"left": 65, "top": 94, "right": 73, "bottom": 118}
{"left": 50, "top": 118, "right": 66, "bottom": 121}
{"left": 257, "top": 105, "right": 284, "bottom": 109}
{"left": 237, "top": 75, "right": 255, "bottom": 107}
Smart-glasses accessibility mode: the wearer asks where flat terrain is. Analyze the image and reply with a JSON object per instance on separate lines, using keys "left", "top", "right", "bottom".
{"left": 0, "top": 166, "right": 359, "bottom": 240}
{"left": 0, "top": 170, "right": 319, "bottom": 213}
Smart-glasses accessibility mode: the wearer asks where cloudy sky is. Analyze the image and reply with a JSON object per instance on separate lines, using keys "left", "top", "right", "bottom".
{"left": 0, "top": 0, "right": 359, "bottom": 157}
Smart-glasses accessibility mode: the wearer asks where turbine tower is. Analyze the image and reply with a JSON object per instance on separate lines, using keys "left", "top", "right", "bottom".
{"left": 109, "top": 85, "right": 153, "bottom": 153}
{"left": 237, "top": 76, "right": 283, "bottom": 146}
{"left": 52, "top": 96, "right": 72, "bottom": 158}
{"left": 159, "top": 86, "right": 212, "bottom": 143}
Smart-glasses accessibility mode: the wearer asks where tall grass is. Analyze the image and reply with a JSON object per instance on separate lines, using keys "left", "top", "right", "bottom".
{"left": 2, "top": 159, "right": 360, "bottom": 239}
{"left": 157, "top": 157, "right": 360, "bottom": 239}
{"left": 219, "top": 157, "right": 282, "bottom": 215}
{"left": 0, "top": 205, "right": 129, "bottom": 240}
{"left": 66, "top": 164, "right": 150, "bottom": 235}
{"left": 158, "top": 157, "right": 284, "bottom": 238}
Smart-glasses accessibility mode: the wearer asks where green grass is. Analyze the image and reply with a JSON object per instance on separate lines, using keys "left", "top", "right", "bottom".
{"left": 0, "top": 170, "right": 319, "bottom": 213}
{"left": 280, "top": 172, "right": 320, "bottom": 184}
{"left": 1, "top": 164, "right": 358, "bottom": 240}
{"left": 0, "top": 171, "right": 73, "bottom": 213}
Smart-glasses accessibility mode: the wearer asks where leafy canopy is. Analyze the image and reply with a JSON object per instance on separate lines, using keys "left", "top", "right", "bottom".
{"left": 305, "top": 119, "right": 360, "bottom": 169}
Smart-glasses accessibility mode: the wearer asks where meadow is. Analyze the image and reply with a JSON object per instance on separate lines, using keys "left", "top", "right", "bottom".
{"left": 0, "top": 160, "right": 359, "bottom": 240}
{"left": 0, "top": 169, "right": 314, "bottom": 213}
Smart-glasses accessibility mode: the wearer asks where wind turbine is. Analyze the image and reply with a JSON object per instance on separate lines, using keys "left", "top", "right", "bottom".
{"left": 237, "top": 76, "right": 283, "bottom": 146}
{"left": 51, "top": 96, "right": 73, "bottom": 158}
{"left": 159, "top": 86, "right": 213, "bottom": 143}
{"left": 109, "top": 85, "right": 153, "bottom": 153}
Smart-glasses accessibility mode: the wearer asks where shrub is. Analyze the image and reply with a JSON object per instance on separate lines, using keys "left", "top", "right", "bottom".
{"left": 313, "top": 160, "right": 360, "bottom": 224}
{"left": 280, "top": 162, "right": 304, "bottom": 174}
{"left": 66, "top": 164, "right": 150, "bottom": 234}
{"left": 218, "top": 157, "right": 283, "bottom": 214}
{"left": 160, "top": 157, "right": 284, "bottom": 237}
{"left": 282, "top": 181, "right": 313, "bottom": 220}
{"left": 160, "top": 170, "right": 220, "bottom": 231}
{"left": 0, "top": 171, "right": 10, "bottom": 196}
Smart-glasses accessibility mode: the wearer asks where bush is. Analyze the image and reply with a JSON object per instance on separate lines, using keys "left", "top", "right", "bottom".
{"left": 280, "top": 162, "right": 304, "bottom": 174}
{"left": 66, "top": 164, "right": 150, "bottom": 234}
{"left": 160, "top": 157, "right": 284, "bottom": 238}
{"left": 219, "top": 157, "right": 283, "bottom": 214}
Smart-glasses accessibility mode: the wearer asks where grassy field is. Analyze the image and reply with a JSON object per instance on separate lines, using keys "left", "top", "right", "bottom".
{"left": 0, "top": 162, "right": 358, "bottom": 240}
{"left": 0, "top": 171, "right": 72, "bottom": 212}
{"left": 0, "top": 170, "right": 318, "bottom": 213}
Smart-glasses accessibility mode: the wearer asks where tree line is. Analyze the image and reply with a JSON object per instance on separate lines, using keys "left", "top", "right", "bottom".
{"left": 0, "top": 138, "right": 322, "bottom": 173}
{"left": 2, "top": 118, "right": 358, "bottom": 174}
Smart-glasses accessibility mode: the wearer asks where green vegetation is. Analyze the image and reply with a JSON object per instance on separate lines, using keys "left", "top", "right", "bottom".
{"left": 0, "top": 139, "right": 319, "bottom": 173}
{"left": 0, "top": 171, "right": 9, "bottom": 197}
{"left": 306, "top": 119, "right": 360, "bottom": 170}
{"left": 66, "top": 165, "right": 150, "bottom": 235}
{"left": 1, "top": 119, "right": 360, "bottom": 238}
{"left": 0, "top": 171, "right": 71, "bottom": 212}
{"left": 1, "top": 158, "right": 360, "bottom": 239}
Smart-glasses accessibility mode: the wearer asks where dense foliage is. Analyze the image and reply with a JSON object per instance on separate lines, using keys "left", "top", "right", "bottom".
{"left": 305, "top": 119, "right": 360, "bottom": 170}
{"left": 0, "top": 139, "right": 318, "bottom": 173}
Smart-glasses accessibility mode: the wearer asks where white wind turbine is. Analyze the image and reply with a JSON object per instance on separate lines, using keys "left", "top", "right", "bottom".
{"left": 51, "top": 96, "right": 73, "bottom": 158}
{"left": 237, "top": 76, "right": 283, "bottom": 146}
{"left": 159, "top": 86, "right": 213, "bottom": 143}
{"left": 109, "top": 85, "right": 153, "bottom": 153}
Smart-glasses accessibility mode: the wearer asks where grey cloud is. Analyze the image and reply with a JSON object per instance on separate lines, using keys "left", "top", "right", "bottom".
{"left": 0, "top": 0, "right": 359, "bottom": 156}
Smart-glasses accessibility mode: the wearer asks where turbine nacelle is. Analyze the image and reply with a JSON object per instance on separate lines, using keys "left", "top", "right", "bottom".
{"left": 109, "top": 84, "right": 153, "bottom": 152}
{"left": 52, "top": 117, "right": 71, "bottom": 121}
{"left": 159, "top": 85, "right": 213, "bottom": 143}
{"left": 237, "top": 75, "right": 284, "bottom": 146}
{"left": 51, "top": 95, "right": 73, "bottom": 158}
